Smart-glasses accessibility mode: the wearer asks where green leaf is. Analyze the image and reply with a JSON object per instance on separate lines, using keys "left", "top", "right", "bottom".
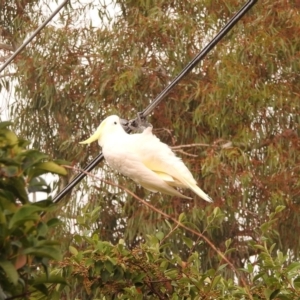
{"left": 178, "top": 212, "right": 186, "bottom": 222}
{"left": 47, "top": 218, "right": 61, "bottom": 228}
{"left": 217, "top": 264, "right": 228, "bottom": 272}
{"left": 164, "top": 269, "right": 178, "bottom": 279}
{"left": 253, "top": 244, "right": 266, "bottom": 251}
{"left": 1, "top": 177, "right": 29, "bottom": 204}
{"left": 23, "top": 246, "right": 62, "bottom": 261}
{"left": 0, "top": 194, "right": 17, "bottom": 213}
{"left": 293, "top": 276, "right": 300, "bottom": 289}
{"left": 69, "top": 246, "right": 78, "bottom": 256}
{"left": 0, "top": 210, "right": 6, "bottom": 225}
{"left": 275, "top": 205, "right": 285, "bottom": 214}
{"left": 0, "top": 121, "right": 13, "bottom": 129}
{"left": 155, "top": 231, "right": 164, "bottom": 241}
{"left": 247, "top": 263, "right": 253, "bottom": 273}
{"left": 0, "top": 157, "right": 21, "bottom": 166}
{"left": 91, "top": 206, "right": 102, "bottom": 218}
{"left": 107, "top": 256, "right": 117, "bottom": 265}
{"left": 53, "top": 159, "right": 71, "bottom": 165}
{"left": 8, "top": 205, "right": 43, "bottom": 229}
{"left": 213, "top": 207, "right": 221, "bottom": 217}
{"left": 260, "top": 218, "right": 278, "bottom": 233}
{"left": 286, "top": 262, "right": 300, "bottom": 273}
{"left": 104, "top": 260, "right": 114, "bottom": 273}
{"left": 37, "top": 222, "right": 48, "bottom": 238}
{"left": 211, "top": 274, "right": 221, "bottom": 289}
{"left": 225, "top": 238, "right": 232, "bottom": 249}
{"left": 33, "top": 274, "right": 67, "bottom": 285}
{"left": 253, "top": 272, "right": 264, "bottom": 282}
{"left": 33, "top": 199, "right": 54, "bottom": 209}
{"left": 32, "top": 161, "right": 67, "bottom": 176}
{"left": 182, "top": 236, "right": 193, "bottom": 249}
{"left": 0, "top": 129, "right": 18, "bottom": 146}
{"left": 32, "top": 283, "right": 49, "bottom": 296}
{"left": 36, "top": 240, "right": 61, "bottom": 247}
{"left": 132, "top": 273, "right": 146, "bottom": 284}
{"left": 164, "top": 219, "right": 173, "bottom": 230}
{"left": 270, "top": 289, "right": 280, "bottom": 300}
{"left": 21, "top": 150, "right": 48, "bottom": 170}
{"left": 264, "top": 288, "right": 274, "bottom": 300}
{"left": 0, "top": 258, "right": 19, "bottom": 285}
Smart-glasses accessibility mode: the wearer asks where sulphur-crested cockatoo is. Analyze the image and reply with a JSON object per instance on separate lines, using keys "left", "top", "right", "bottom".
{"left": 80, "top": 115, "right": 212, "bottom": 202}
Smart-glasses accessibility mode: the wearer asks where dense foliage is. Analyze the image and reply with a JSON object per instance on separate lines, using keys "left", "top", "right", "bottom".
{"left": 1, "top": 0, "right": 300, "bottom": 299}
{"left": 0, "top": 122, "right": 67, "bottom": 298}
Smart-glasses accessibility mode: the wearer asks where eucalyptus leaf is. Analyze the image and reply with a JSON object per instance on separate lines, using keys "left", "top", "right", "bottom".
{"left": 0, "top": 258, "right": 19, "bottom": 285}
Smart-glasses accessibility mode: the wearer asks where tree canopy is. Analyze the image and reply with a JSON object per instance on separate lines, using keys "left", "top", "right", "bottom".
{"left": 0, "top": 0, "right": 300, "bottom": 299}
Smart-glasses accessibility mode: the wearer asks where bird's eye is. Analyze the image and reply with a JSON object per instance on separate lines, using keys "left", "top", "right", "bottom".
{"left": 114, "top": 121, "right": 117, "bottom": 125}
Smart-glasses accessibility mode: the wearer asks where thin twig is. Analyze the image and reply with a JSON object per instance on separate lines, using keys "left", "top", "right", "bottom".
{"left": 172, "top": 149, "right": 198, "bottom": 157}
{"left": 171, "top": 143, "right": 210, "bottom": 149}
{"left": 159, "top": 223, "right": 180, "bottom": 245}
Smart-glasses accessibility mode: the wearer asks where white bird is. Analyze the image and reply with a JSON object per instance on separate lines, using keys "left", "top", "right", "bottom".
{"left": 80, "top": 115, "right": 212, "bottom": 202}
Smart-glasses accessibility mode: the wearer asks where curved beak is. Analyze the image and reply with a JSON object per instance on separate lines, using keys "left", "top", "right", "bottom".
{"left": 79, "top": 127, "right": 102, "bottom": 144}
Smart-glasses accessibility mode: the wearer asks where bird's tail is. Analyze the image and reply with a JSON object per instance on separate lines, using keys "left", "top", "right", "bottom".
{"left": 141, "top": 181, "right": 192, "bottom": 200}
{"left": 188, "top": 183, "right": 213, "bottom": 202}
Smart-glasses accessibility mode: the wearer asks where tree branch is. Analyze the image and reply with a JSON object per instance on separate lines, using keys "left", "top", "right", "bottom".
{"left": 171, "top": 143, "right": 210, "bottom": 149}
{"left": 171, "top": 149, "right": 198, "bottom": 157}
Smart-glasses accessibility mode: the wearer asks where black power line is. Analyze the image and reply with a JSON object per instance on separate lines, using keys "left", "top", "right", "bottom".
{"left": 52, "top": 0, "right": 258, "bottom": 207}
{"left": 0, "top": 0, "right": 69, "bottom": 74}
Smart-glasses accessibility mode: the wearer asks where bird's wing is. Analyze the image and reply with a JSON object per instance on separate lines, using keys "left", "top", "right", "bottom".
{"left": 128, "top": 128, "right": 212, "bottom": 202}
{"left": 102, "top": 137, "right": 191, "bottom": 199}
{"left": 154, "top": 171, "right": 186, "bottom": 187}
{"left": 128, "top": 127, "right": 196, "bottom": 183}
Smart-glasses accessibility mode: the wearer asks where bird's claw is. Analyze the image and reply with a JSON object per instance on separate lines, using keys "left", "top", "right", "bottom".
{"left": 121, "top": 112, "right": 152, "bottom": 133}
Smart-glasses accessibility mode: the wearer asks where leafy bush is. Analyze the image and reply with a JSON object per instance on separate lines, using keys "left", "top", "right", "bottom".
{"left": 55, "top": 205, "right": 300, "bottom": 300}
{"left": 0, "top": 122, "right": 67, "bottom": 299}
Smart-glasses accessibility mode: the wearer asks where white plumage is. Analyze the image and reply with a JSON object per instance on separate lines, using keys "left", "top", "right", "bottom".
{"left": 80, "top": 115, "right": 212, "bottom": 202}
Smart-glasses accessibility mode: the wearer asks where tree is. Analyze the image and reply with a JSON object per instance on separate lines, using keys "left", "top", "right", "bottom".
{"left": 1, "top": 0, "right": 300, "bottom": 298}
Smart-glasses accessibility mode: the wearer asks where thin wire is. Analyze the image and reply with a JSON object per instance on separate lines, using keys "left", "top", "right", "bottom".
{"left": 0, "top": 0, "right": 69, "bottom": 74}
{"left": 51, "top": 0, "right": 258, "bottom": 205}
